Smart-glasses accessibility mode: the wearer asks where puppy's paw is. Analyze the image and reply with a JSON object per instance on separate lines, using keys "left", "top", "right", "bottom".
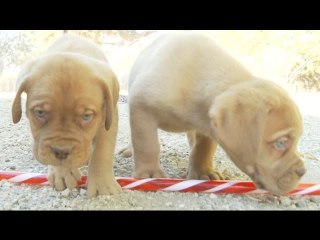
{"left": 48, "top": 166, "right": 82, "bottom": 191}
{"left": 86, "top": 176, "right": 122, "bottom": 197}
{"left": 187, "top": 168, "right": 224, "bottom": 180}
{"left": 118, "top": 145, "right": 133, "bottom": 158}
{"left": 134, "top": 168, "right": 167, "bottom": 178}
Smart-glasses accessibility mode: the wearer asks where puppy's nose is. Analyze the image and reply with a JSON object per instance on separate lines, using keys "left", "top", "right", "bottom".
{"left": 255, "top": 180, "right": 265, "bottom": 189}
{"left": 295, "top": 167, "right": 306, "bottom": 177}
{"left": 51, "top": 147, "right": 71, "bottom": 160}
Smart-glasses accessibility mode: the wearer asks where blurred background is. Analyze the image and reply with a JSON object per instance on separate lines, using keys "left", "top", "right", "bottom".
{"left": 0, "top": 30, "right": 320, "bottom": 93}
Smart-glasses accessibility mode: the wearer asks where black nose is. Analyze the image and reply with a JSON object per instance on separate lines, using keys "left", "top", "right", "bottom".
{"left": 51, "top": 147, "right": 71, "bottom": 160}
{"left": 296, "top": 167, "right": 306, "bottom": 177}
{"left": 255, "top": 181, "right": 265, "bottom": 189}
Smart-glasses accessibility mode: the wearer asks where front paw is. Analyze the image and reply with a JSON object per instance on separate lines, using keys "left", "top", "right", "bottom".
{"left": 187, "top": 167, "right": 224, "bottom": 180}
{"left": 86, "top": 175, "right": 122, "bottom": 197}
{"left": 47, "top": 165, "right": 82, "bottom": 191}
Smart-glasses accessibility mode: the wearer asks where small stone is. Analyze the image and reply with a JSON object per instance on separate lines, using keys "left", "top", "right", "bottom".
{"left": 1, "top": 180, "right": 12, "bottom": 187}
{"left": 3, "top": 203, "right": 13, "bottom": 210}
{"left": 49, "top": 192, "right": 57, "bottom": 198}
{"left": 209, "top": 194, "right": 217, "bottom": 199}
{"left": 295, "top": 201, "right": 306, "bottom": 208}
{"left": 289, "top": 204, "right": 297, "bottom": 209}
{"left": 266, "top": 195, "right": 277, "bottom": 202}
{"left": 9, "top": 166, "right": 16, "bottom": 170}
{"left": 80, "top": 189, "right": 87, "bottom": 196}
{"left": 310, "top": 196, "right": 320, "bottom": 203}
{"left": 280, "top": 197, "right": 291, "bottom": 207}
{"left": 221, "top": 205, "right": 230, "bottom": 210}
{"left": 18, "top": 198, "right": 27, "bottom": 204}
{"left": 71, "top": 192, "right": 78, "bottom": 197}
{"left": 61, "top": 189, "right": 70, "bottom": 197}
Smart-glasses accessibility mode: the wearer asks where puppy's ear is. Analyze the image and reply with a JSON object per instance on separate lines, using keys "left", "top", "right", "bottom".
{"left": 12, "top": 60, "right": 36, "bottom": 124}
{"left": 101, "top": 72, "right": 119, "bottom": 131}
{"left": 209, "top": 86, "right": 267, "bottom": 159}
{"left": 102, "top": 83, "right": 113, "bottom": 131}
{"left": 12, "top": 76, "right": 29, "bottom": 124}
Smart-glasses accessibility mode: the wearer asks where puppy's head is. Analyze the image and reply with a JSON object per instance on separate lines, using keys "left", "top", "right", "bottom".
{"left": 12, "top": 53, "right": 119, "bottom": 168}
{"left": 209, "top": 79, "right": 305, "bottom": 195}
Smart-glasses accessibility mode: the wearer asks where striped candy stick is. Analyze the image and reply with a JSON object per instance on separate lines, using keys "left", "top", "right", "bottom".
{"left": 0, "top": 170, "right": 320, "bottom": 195}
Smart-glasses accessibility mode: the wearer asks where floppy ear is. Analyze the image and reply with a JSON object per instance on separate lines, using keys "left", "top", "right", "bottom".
{"left": 12, "top": 77, "right": 28, "bottom": 124}
{"left": 209, "top": 86, "right": 267, "bottom": 159}
{"left": 12, "top": 60, "right": 36, "bottom": 124}
{"left": 102, "top": 83, "right": 114, "bottom": 131}
{"left": 101, "top": 72, "right": 119, "bottom": 131}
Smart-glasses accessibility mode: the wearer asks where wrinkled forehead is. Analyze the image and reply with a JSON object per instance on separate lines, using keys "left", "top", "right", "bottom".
{"left": 264, "top": 106, "right": 303, "bottom": 141}
{"left": 27, "top": 78, "right": 104, "bottom": 112}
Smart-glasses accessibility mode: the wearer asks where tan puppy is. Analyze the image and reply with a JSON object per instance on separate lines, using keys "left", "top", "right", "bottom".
{"left": 120, "top": 33, "right": 306, "bottom": 195}
{"left": 12, "top": 34, "right": 122, "bottom": 197}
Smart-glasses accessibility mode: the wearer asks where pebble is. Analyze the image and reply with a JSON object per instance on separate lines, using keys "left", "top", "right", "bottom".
{"left": 61, "top": 189, "right": 70, "bottom": 197}
{"left": 209, "top": 194, "right": 218, "bottom": 199}
{"left": 3, "top": 203, "right": 13, "bottom": 210}
{"left": 295, "top": 201, "right": 306, "bottom": 208}
{"left": 280, "top": 197, "right": 292, "bottom": 207}
{"left": 80, "top": 188, "right": 87, "bottom": 196}
{"left": 310, "top": 196, "right": 320, "bottom": 203}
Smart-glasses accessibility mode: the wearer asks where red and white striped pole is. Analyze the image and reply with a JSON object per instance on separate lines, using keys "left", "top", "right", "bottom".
{"left": 0, "top": 170, "right": 319, "bottom": 196}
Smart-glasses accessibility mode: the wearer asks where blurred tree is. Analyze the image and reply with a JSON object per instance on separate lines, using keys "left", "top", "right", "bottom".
{"left": 0, "top": 31, "right": 34, "bottom": 74}
{"left": 2, "top": 30, "right": 319, "bottom": 92}
{"left": 285, "top": 30, "right": 320, "bottom": 91}
{"left": 66, "top": 30, "right": 156, "bottom": 45}
{"left": 0, "top": 30, "right": 155, "bottom": 73}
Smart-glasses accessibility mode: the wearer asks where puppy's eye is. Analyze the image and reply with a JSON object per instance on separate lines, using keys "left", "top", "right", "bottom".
{"left": 34, "top": 109, "right": 47, "bottom": 119}
{"left": 82, "top": 113, "right": 94, "bottom": 123}
{"left": 273, "top": 137, "right": 289, "bottom": 151}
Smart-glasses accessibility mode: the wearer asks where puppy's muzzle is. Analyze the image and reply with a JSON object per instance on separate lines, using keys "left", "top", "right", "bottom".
{"left": 51, "top": 146, "right": 72, "bottom": 160}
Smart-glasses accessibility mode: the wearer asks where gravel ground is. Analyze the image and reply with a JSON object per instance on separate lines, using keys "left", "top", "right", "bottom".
{"left": 0, "top": 92, "right": 320, "bottom": 210}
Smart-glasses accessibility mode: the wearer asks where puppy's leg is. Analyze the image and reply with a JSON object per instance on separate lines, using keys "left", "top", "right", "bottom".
{"left": 186, "top": 131, "right": 196, "bottom": 149}
{"left": 187, "top": 132, "right": 223, "bottom": 180}
{"left": 86, "top": 107, "right": 122, "bottom": 197}
{"left": 48, "top": 165, "right": 82, "bottom": 191}
{"left": 131, "top": 108, "right": 166, "bottom": 178}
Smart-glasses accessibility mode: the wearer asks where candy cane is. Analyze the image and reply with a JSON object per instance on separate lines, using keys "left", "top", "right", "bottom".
{"left": 0, "top": 170, "right": 319, "bottom": 195}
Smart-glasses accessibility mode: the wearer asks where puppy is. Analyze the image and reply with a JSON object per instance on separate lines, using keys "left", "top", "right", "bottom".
{"left": 12, "top": 34, "right": 122, "bottom": 197}
{"left": 120, "top": 33, "right": 306, "bottom": 195}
